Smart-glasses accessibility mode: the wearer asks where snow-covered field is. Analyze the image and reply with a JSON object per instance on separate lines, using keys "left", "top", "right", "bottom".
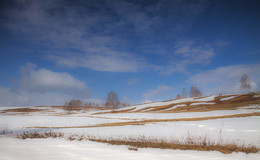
{"left": 91, "top": 109, "right": 260, "bottom": 120}
{"left": 1, "top": 136, "right": 259, "bottom": 160}
{"left": 0, "top": 94, "right": 260, "bottom": 160}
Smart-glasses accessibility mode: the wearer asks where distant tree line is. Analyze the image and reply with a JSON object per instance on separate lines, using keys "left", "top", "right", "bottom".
{"left": 64, "top": 99, "right": 82, "bottom": 111}
{"left": 64, "top": 91, "right": 130, "bottom": 112}
{"left": 176, "top": 86, "right": 202, "bottom": 99}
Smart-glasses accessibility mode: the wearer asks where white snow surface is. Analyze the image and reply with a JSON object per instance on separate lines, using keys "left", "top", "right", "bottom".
{"left": 254, "top": 94, "right": 260, "bottom": 98}
{"left": 163, "top": 104, "right": 187, "bottom": 111}
{"left": 190, "top": 102, "right": 215, "bottom": 106}
{"left": 220, "top": 96, "right": 237, "bottom": 101}
{"left": 0, "top": 100, "right": 260, "bottom": 160}
{"left": 0, "top": 137, "right": 259, "bottom": 160}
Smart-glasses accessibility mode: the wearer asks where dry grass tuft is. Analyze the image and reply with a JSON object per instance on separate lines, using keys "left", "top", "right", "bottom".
{"left": 128, "top": 146, "right": 138, "bottom": 151}
{"left": 0, "top": 124, "right": 10, "bottom": 135}
{"left": 87, "top": 136, "right": 259, "bottom": 154}
{"left": 14, "top": 132, "right": 259, "bottom": 154}
{"left": 15, "top": 131, "right": 64, "bottom": 139}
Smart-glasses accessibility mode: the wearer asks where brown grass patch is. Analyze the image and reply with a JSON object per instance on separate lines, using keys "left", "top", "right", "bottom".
{"left": 51, "top": 106, "right": 112, "bottom": 111}
{"left": 1, "top": 107, "right": 44, "bottom": 114}
{"left": 93, "top": 107, "right": 136, "bottom": 115}
{"left": 28, "top": 112, "right": 260, "bottom": 129}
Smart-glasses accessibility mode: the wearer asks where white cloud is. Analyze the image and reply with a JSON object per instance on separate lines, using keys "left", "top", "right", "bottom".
{"left": 143, "top": 85, "right": 171, "bottom": 101}
{"left": 0, "top": 87, "right": 72, "bottom": 107}
{"left": 188, "top": 64, "right": 260, "bottom": 95}
{"left": 19, "top": 63, "right": 90, "bottom": 98}
{"left": 159, "top": 40, "right": 215, "bottom": 74}
{"left": 0, "top": 63, "right": 92, "bottom": 106}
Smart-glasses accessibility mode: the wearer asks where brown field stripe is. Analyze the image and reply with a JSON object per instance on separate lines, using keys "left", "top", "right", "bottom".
{"left": 27, "top": 112, "right": 260, "bottom": 129}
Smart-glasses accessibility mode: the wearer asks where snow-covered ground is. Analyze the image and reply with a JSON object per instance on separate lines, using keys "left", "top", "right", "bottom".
{"left": 0, "top": 93, "right": 260, "bottom": 160}
{"left": 1, "top": 136, "right": 259, "bottom": 160}
{"left": 190, "top": 102, "right": 215, "bottom": 106}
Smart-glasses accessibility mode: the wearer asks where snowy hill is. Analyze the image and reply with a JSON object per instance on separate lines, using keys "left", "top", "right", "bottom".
{"left": 0, "top": 93, "right": 260, "bottom": 160}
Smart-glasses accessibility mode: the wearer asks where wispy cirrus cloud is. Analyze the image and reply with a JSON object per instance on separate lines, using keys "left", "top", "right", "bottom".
{"left": 158, "top": 40, "right": 215, "bottom": 74}
{"left": 47, "top": 51, "right": 144, "bottom": 72}
{"left": 143, "top": 85, "right": 171, "bottom": 101}
{"left": 2, "top": 0, "right": 147, "bottom": 72}
{"left": 2, "top": 0, "right": 210, "bottom": 73}
{"left": 126, "top": 78, "right": 139, "bottom": 85}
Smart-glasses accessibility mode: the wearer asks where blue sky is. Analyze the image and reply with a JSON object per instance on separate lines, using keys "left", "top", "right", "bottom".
{"left": 0, "top": 0, "right": 260, "bottom": 106}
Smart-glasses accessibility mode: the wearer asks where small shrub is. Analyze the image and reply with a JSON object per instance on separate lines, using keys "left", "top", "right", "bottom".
{"left": 78, "top": 135, "right": 86, "bottom": 141}
{"left": 128, "top": 146, "right": 138, "bottom": 151}
{"left": 1, "top": 124, "right": 9, "bottom": 135}
{"left": 15, "top": 131, "right": 64, "bottom": 139}
{"left": 68, "top": 135, "right": 76, "bottom": 141}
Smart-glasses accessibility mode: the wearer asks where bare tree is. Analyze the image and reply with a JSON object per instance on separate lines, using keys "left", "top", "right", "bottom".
{"left": 190, "top": 86, "right": 202, "bottom": 97}
{"left": 68, "top": 99, "right": 82, "bottom": 107}
{"left": 122, "top": 102, "right": 130, "bottom": 107}
{"left": 105, "top": 91, "right": 120, "bottom": 111}
{"left": 240, "top": 74, "right": 251, "bottom": 93}
{"left": 190, "top": 86, "right": 195, "bottom": 97}
{"left": 195, "top": 88, "right": 202, "bottom": 97}
{"left": 181, "top": 88, "right": 187, "bottom": 98}
{"left": 176, "top": 94, "right": 181, "bottom": 99}
{"left": 122, "top": 99, "right": 130, "bottom": 107}
{"left": 65, "top": 99, "right": 82, "bottom": 112}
